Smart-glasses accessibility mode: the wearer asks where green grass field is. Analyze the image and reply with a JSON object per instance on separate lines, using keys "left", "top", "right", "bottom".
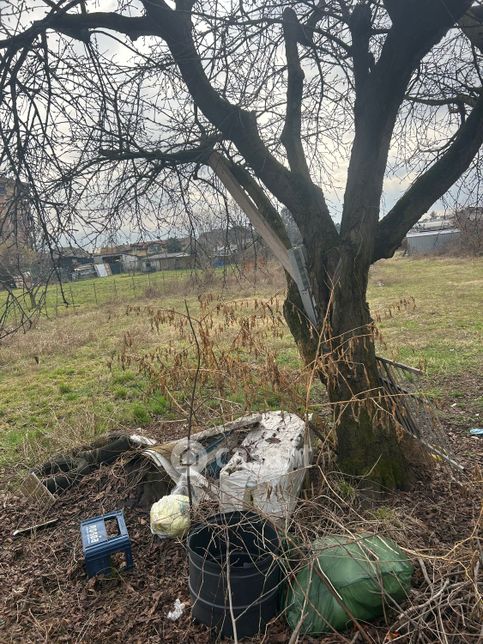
{"left": 0, "top": 256, "right": 481, "bottom": 468}
{"left": 0, "top": 268, "right": 194, "bottom": 320}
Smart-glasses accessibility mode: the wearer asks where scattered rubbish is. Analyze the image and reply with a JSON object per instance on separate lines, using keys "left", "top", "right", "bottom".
{"left": 167, "top": 598, "right": 186, "bottom": 621}
{"left": 19, "top": 471, "right": 56, "bottom": 511}
{"left": 11, "top": 401, "right": 476, "bottom": 640}
{"left": 142, "top": 412, "right": 311, "bottom": 540}
{"left": 80, "top": 509, "right": 133, "bottom": 577}
{"left": 149, "top": 471, "right": 214, "bottom": 539}
{"left": 150, "top": 494, "right": 191, "bottom": 538}
{"left": 22, "top": 433, "right": 155, "bottom": 502}
{"left": 127, "top": 415, "right": 261, "bottom": 509}
{"left": 129, "top": 434, "right": 157, "bottom": 448}
{"left": 12, "top": 517, "right": 59, "bottom": 538}
{"left": 188, "top": 511, "right": 280, "bottom": 639}
{"left": 219, "top": 411, "right": 312, "bottom": 521}
{"left": 285, "top": 533, "right": 413, "bottom": 635}
{"left": 171, "top": 471, "right": 211, "bottom": 504}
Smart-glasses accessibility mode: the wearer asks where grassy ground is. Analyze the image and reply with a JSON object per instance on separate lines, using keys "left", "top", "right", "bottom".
{"left": 0, "top": 256, "right": 481, "bottom": 468}
{"left": 369, "top": 257, "right": 482, "bottom": 375}
{"left": 0, "top": 268, "right": 193, "bottom": 321}
{"left": 1, "top": 256, "right": 481, "bottom": 644}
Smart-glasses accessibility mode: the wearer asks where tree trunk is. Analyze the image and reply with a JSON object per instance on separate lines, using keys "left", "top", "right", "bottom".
{"left": 284, "top": 248, "right": 427, "bottom": 490}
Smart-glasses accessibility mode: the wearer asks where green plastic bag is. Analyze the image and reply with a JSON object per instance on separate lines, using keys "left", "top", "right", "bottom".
{"left": 285, "top": 533, "right": 413, "bottom": 635}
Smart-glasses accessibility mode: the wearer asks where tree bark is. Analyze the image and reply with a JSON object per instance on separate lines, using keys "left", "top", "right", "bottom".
{"left": 285, "top": 245, "right": 426, "bottom": 490}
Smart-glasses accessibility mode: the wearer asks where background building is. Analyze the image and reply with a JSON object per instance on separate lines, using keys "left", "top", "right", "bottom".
{"left": 0, "top": 176, "right": 33, "bottom": 247}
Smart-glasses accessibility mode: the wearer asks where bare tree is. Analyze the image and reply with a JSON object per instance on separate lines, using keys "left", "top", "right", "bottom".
{"left": 1, "top": 0, "right": 482, "bottom": 488}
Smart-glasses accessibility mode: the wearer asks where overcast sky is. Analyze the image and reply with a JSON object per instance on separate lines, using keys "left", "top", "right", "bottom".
{"left": 2, "top": 0, "right": 477, "bottom": 250}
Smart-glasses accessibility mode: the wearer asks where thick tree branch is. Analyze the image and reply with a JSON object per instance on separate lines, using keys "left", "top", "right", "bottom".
{"left": 459, "top": 4, "right": 483, "bottom": 52}
{"left": 176, "top": 0, "right": 196, "bottom": 11}
{"left": 349, "top": 4, "right": 372, "bottom": 95}
{"left": 382, "top": 0, "right": 405, "bottom": 24}
{"left": 374, "top": 0, "right": 474, "bottom": 102}
{"left": 98, "top": 139, "right": 217, "bottom": 166}
{"left": 0, "top": 13, "right": 151, "bottom": 50}
{"left": 280, "top": 8, "right": 311, "bottom": 179}
{"left": 373, "top": 90, "right": 483, "bottom": 261}
{"left": 340, "top": 0, "right": 473, "bottom": 260}
{"left": 139, "top": 2, "right": 338, "bottom": 249}
{"left": 405, "top": 93, "right": 478, "bottom": 108}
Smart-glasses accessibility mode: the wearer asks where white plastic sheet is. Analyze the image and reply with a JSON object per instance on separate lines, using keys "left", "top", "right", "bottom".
{"left": 219, "top": 411, "right": 311, "bottom": 521}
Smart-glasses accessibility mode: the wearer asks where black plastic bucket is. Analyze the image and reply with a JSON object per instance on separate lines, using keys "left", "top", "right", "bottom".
{"left": 187, "top": 511, "right": 280, "bottom": 638}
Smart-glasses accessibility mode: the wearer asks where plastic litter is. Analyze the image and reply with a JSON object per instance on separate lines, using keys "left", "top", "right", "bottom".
{"left": 131, "top": 415, "right": 260, "bottom": 508}
{"left": 150, "top": 494, "right": 190, "bottom": 538}
{"left": 140, "top": 415, "right": 261, "bottom": 485}
{"left": 219, "top": 411, "right": 311, "bottom": 521}
{"left": 171, "top": 471, "right": 209, "bottom": 503}
{"left": 167, "top": 598, "right": 186, "bottom": 621}
{"left": 284, "top": 533, "right": 413, "bottom": 635}
{"left": 80, "top": 510, "right": 133, "bottom": 578}
{"left": 23, "top": 433, "right": 156, "bottom": 501}
{"left": 188, "top": 511, "right": 281, "bottom": 638}
{"left": 150, "top": 471, "right": 213, "bottom": 539}
{"left": 469, "top": 428, "right": 483, "bottom": 437}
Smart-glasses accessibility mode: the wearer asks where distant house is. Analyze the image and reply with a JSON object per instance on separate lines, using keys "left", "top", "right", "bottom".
{"left": 96, "top": 242, "right": 133, "bottom": 256}
{"left": 129, "top": 237, "right": 192, "bottom": 257}
{"left": 129, "top": 240, "right": 165, "bottom": 257}
{"left": 0, "top": 176, "right": 32, "bottom": 248}
{"left": 411, "top": 217, "right": 454, "bottom": 233}
{"left": 72, "top": 263, "right": 97, "bottom": 280}
{"left": 197, "top": 226, "right": 251, "bottom": 253}
{"left": 211, "top": 243, "right": 240, "bottom": 268}
{"left": 196, "top": 225, "right": 264, "bottom": 267}
{"left": 93, "top": 250, "right": 137, "bottom": 275}
{"left": 406, "top": 228, "right": 460, "bottom": 255}
{"left": 139, "top": 252, "right": 192, "bottom": 272}
{"left": 404, "top": 214, "right": 463, "bottom": 255}
{"left": 53, "top": 247, "right": 93, "bottom": 279}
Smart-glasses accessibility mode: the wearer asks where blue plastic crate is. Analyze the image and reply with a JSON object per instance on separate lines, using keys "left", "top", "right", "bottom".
{"left": 80, "top": 510, "right": 133, "bottom": 577}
